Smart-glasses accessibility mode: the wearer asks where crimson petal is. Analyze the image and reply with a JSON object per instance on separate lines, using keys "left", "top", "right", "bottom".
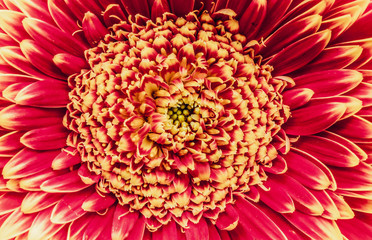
{"left": 267, "top": 30, "right": 331, "bottom": 76}
{"left": 40, "top": 170, "right": 92, "bottom": 193}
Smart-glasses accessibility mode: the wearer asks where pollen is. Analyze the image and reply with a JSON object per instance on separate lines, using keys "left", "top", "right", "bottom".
{"left": 64, "top": 9, "right": 291, "bottom": 230}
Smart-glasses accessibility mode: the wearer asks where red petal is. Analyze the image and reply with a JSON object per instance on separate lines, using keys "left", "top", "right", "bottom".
{"left": 20, "top": 39, "right": 66, "bottom": 79}
{"left": 151, "top": 0, "right": 170, "bottom": 20}
{"left": 255, "top": 0, "right": 292, "bottom": 39}
{"left": 215, "top": 204, "right": 239, "bottom": 230}
{"left": 258, "top": 179, "right": 295, "bottom": 213}
{"left": 82, "top": 12, "right": 109, "bottom": 46}
{"left": 50, "top": 188, "right": 93, "bottom": 224}
{"left": 0, "top": 104, "right": 65, "bottom": 130}
{"left": 10, "top": 0, "right": 54, "bottom": 24}
{"left": 319, "top": 131, "right": 368, "bottom": 162}
{"left": 21, "top": 191, "right": 62, "bottom": 214}
{"left": 267, "top": 30, "right": 331, "bottom": 76}
{"left": 319, "top": 14, "right": 352, "bottom": 42}
{"left": 284, "top": 99, "right": 346, "bottom": 135}
{"left": 0, "top": 192, "right": 24, "bottom": 214}
{"left": 0, "top": 131, "right": 24, "bottom": 157}
{"left": 51, "top": 148, "right": 81, "bottom": 170}
{"left": 284, "top": 150, "right": 331, "bottom": 190}
{"left": 28, "top": 207, "right": 65, "bottom": 240}
{"left": 53, "top": 53, "right": 88, "bottom": 75}
{"left": 283, "top": 211, "right": 342, "bottom": 240}
{"left": 185, "top": 217, "right": 209, "bottom": 240}
{"left": 346, "top": 82, "right": 372, "bottom": 107}
{"left": 3, "top": 149, "right": 59, "bottom": 179}
{"left": 260, "top": 14, "right": 322, "bottom": 57}
{"left": 282, "top": 88, "right": 314, "bottom": 110}
{"left": 329, "top": 162, "right": 372, "bottom": 191}
{"left": 338, "top": 217, "right": 372, "bottom": 239}
{"left": 111, "top": 205, "right": 139, "bottom": 240}
{"left": 63, "top": 0, "right": 103, "bottom": 21}
{"left": 168, "top": 0, "right": 194, "bottom": 17}
{"left": 82, "top": 207, "right": 114, "bottom": 240}
{"left": 82, "top": 191, "right": 116, "bottom": 212}
{"left": 125, "top": 215, "right": 146, "bottom": 240}
{"left": 20, "top": 125, "right": 68, "bottom": 150}
{"left": 0, "top": 46, "right": 57, "bottom": 80}
{"left": 309, "top": 190, "right": 340, "bottom": 220}
{"left": 0, "top": 10, "right": 28, "bottom": 42}
{"left": 327, "top": 191, "right": 354, "bottom": 219}
{"left": 121, "top": 0, "right": 150, "bottom": 16}
{"left": 15, "top": 80, "right": 69, "bottom": 108}
{"left": 344, "top": 196, "right": 372, "bottom": 213}
{"left": 337, "top": 5, "right": 372, "bottom": 42}
{"left": 19, "top": 169, "right": 61, "bottom": 191}
{"left": 231, "top": 196, "right": 287, "bottom": 240}
{"left": 293, "top": 69, "right": 362, "bottom": 97}
{"left": 329, "top": 115, "right": 372, "bottom": 143}
{"left": 294, "top": 135, "right": 360, "bottom": 167}
{"left": 0, "top": 33, "right": 17, "bottom": 47}
{"left": 3, "top": 82, "right": 31, "bottom": 102}
{"left": 47, "top": 0, "right": 80, "bottom": 36}
{"left": 269, "top": 174, "right": 324, "bottom": 215}
{"left": 22, "top": 17, "right": 87, "bottom": 57}
{"left": 303, "top": 45, "right": 363, "bottom": 72}
{"left": 41, "top": 170, "right": 92, "bottom": 193}
{"left": 0, "top": 74, "right": 36, "bottom": 92}
{"left": 239, "top": 0, "right": 267, "bottom": 39}
{"left": 0, "top": 208, "right": 37, "bottom": 239}
{"left": 152, "top": 220, "right": 178, "bottom": 240}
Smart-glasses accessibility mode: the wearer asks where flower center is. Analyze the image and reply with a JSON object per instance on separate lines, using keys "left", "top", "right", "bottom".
{"left": 64, "top": 10, "right": 291, "bottom": 230}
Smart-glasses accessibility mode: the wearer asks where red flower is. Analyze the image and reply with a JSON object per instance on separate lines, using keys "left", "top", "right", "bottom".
{"left": 0, "top": 0, "right": 372, "bottom": 239}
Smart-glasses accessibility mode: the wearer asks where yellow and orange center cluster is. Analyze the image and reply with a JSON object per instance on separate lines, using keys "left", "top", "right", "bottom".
{"left": 64, "top": 10, "right": 290, "bottom": 229}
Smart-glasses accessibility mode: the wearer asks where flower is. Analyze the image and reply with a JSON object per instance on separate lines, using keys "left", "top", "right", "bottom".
{"left": 0, "top": 0, "right": 371, "bottom": 239}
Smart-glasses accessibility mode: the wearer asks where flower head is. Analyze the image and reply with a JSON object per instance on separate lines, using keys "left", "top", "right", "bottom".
{"left": 0, "top": 0, "right": 372, "bottom": 239}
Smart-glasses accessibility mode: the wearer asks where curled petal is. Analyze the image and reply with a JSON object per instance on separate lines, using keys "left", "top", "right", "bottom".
{"left": 82, "top": 12, "right": 109, "bottom": 46}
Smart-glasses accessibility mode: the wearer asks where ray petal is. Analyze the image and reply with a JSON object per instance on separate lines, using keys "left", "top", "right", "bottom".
{"left": 284, "top": 99, "right": 347, "bottom": 136}
{"left": 283, "top": 211, "right": 343, "bottom": 240}
{"left": 259, "top": 14, "right": 322, "bottom": 57}
{"left": 298, "top": 46, "right": 363, "bottom": 73}
{"left": 329, "top": 115, "right": 372, "bottom": 143}
{"left": 20, "top": 125, "right": 68, "bottom": 150}
{"left": 168, "top": 0, "right": 194, "bottom": 17}
{"left": 111, "top": 205, "right": 139, "bottom": 240}
{"left": 21, "top": 191, "right": 62, "bottom": 214}
{"left": 22, "top": 17, "right": 87, "bottom": 57}
{"left": 294, "top": 135, "right": 361, "bottom": 167}
{"left": 19, "top": 39, "right": 66, "bottom": 79}
{"left": 82, "top": 191, "right": 116, "bottom": 212}
{"left": 185, "top": 217, "right": 209, "bottom": 240}
{"left": 51, "top": 147, "right": 81, "bottom": 170}
{"left": 267, "top": 30, "right": 331, "bottom": 76}
{"left": 40, "top": 170, "right": 92, "bottom": 193}
{"left": 230, "top": 196, "right": 287, "bottom": 240}
{"left": 283, "top": 151, "right": 331, "bottom": 190}
{"left": 0, "top": 192, "right": 24, "bottom": 214}
{"left": 28, "top": 207, "right": 65, "bottom": 240}
{"left": 0, "top": 208, "right": 37, "bottom": 239}
{"left": 3, "top": 148, "right": 60, "bottom": 179}
{"left": 0, "top": 10, "right": 28, "bottom": 42}
{"left": 50, "top": 188, "right": 93, "bottom": 224}
{"left": 8, "top": 0, "right": 54, "bottom": 24}
{"left": 0, "top": 104, "right": 65, "bottom": 130}
{"left": 15, "top": 80, "right": 69, "bottom": 108}
{"left": 47, "top": 0, "right": 80, "bottom": 35}
{"left": 0, "top": 46, "right": 57, "bottom": 80}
